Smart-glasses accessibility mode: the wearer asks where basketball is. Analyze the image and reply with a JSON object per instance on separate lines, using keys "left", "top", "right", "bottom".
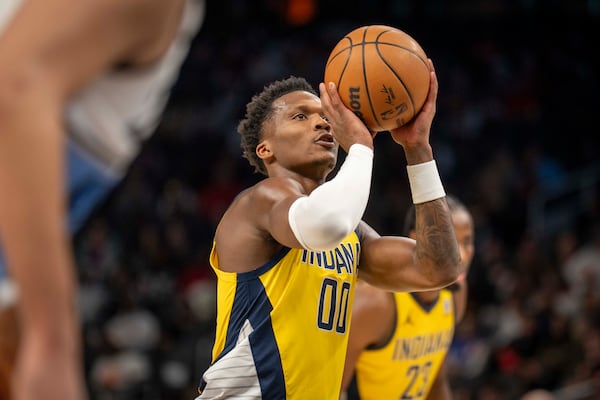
{"left": 324, "top": 25, "right": 430, "bottom": 132}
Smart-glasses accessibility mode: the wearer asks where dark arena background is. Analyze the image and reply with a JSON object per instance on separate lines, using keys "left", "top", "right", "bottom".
{"left": 74, "top": 1, "right": 600, "bottom": 399}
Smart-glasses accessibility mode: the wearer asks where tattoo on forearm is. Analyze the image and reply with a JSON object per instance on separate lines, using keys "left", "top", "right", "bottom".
{"left": 415, "top": 199, "right": 460, "bottom": 275}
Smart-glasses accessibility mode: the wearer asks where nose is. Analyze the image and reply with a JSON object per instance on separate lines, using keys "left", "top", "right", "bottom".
{"left": 315, "top": 115, "right": 331, "bottom": 131}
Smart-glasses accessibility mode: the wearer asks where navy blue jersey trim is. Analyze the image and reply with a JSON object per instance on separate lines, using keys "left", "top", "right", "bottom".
{"left": 212, "top": 272, "right": 285, "bottom": 397}
{"left": 409, "top": 292, "right": 440, "bottom": 313}
{"left": 235, "top": 246, "right": 292, "bottom": 282}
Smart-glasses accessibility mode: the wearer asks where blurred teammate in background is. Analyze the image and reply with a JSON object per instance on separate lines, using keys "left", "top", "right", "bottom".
{"left": 341, "top": 194, "right": 475, "bottom": 400}
{"left": 0, "top": 1, "right": 205, "bottom": 399}
{"left": 196, "top": 62, "right": 461, "bottom": 399}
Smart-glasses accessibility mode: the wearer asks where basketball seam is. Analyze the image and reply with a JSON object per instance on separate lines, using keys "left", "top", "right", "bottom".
{"left": 325, "top": 36, "right": 353, "bottom": 68}
{"left": 362, "top": 26, "right": 383, "bottom": 131}
{"left": 326, "top": 36, "right": 353, "bottom": 89}
{"left": 340, "top": 42, "right": 428, "bottom": 66}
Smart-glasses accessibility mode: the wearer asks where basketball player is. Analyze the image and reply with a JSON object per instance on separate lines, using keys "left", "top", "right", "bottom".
{"left": 196, "top": 61, "right": 461, "bottom": 399}
{"left": 0, "top": 1, "right": 204, "bottom": 399}
{"left": 341, "top": 195, "right": 475, "bottom": 400}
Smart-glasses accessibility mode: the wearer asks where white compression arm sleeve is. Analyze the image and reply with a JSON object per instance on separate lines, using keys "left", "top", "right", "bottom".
{"left": 288, "top": 144, "right": 373, "bottom": 251}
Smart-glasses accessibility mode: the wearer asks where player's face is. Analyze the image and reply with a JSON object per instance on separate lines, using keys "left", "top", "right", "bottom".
{"left": 452, "top": 208, "right": 475, "bottom": 271}
{"left": 263, "top": 91, "right": 339, "bottom": 175}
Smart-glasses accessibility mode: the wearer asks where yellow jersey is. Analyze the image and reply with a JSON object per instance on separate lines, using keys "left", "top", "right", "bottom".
{"left": 198, "top": 231, "right": 361, "bottom": 400}
{"left": 354, "top": 290, "right": 455, "bottom": 400}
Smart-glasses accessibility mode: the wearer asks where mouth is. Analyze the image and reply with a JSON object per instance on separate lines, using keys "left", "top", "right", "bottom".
{"left": 315, "top": 133, "right": 336, "bottom": 148}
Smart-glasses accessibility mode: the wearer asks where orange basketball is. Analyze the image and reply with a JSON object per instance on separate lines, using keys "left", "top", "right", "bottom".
{"left": 324, "top": 25, "right": 430, "bottom": 132}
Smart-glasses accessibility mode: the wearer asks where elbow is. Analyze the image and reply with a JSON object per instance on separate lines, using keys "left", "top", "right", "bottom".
{"left": 438, "top": 258, "right": 461, "bottom": 288}
{"left": 421, "top": 256, "right": 461, "bottom": 289}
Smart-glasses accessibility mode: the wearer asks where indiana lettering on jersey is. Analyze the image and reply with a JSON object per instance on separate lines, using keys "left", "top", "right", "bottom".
{"left": 392, "top": 327, "right": 454, "bottom": 361}
{"left": 301, "top": 241, "right": 360, "bottom": 275}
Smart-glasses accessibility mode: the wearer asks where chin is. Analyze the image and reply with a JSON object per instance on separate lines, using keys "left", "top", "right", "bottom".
{"left": 311, "top": 157, "right": 336, "bottom": 174}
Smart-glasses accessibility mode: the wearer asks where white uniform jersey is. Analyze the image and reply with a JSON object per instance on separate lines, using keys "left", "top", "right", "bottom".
{"left": 65, "top": 0, "right": 205, "bottom": 176}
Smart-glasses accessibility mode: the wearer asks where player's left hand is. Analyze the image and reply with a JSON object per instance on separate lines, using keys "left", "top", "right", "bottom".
{"left": 389, "top": 58, "right": 438, "bottom": 150}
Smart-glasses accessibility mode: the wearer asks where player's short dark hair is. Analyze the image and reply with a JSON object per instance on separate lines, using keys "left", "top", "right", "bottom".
{"left": 238, "top": 76, "right": 317, "bottom": 176}
{"left": 402, "top": 194, "right": 467, "bottom": 236}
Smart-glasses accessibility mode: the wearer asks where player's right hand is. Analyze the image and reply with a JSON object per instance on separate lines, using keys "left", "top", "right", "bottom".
{"left": 319, "top": 82, "right": 374, "bottom": 152}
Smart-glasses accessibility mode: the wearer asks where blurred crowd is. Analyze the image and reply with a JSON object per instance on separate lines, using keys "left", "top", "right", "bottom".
{"left": 72, "top": 1, "right": 600, "bottom": 399}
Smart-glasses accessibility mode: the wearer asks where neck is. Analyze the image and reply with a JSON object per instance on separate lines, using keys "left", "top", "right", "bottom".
{"left": 267, "top": 164, "right": 331, "bottom": 194}
{"left": 413, "top": 290, "right": 440, "bottom": 305}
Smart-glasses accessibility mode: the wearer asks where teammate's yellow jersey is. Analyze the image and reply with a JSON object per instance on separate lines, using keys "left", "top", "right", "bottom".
{"left": 197, "top": 231, "right": 361, "bottom": 400}
{"left": 354, "top": 290, "right": 455, "bottom": 400}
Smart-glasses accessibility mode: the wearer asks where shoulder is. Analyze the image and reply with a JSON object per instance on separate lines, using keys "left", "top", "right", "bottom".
{"left": 244, "top": 177, "right": 306, "bottom": 204}
{"left": 218, "top": 177, "right": 305, "bottom": 225}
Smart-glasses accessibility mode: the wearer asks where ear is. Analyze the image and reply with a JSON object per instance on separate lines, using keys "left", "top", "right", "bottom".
{"left": 256, "top": 141, "right": 273, "bottom": 161}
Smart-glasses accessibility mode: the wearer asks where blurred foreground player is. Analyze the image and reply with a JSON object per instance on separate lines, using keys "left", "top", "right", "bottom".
{"left": 0, "top": 1, "right": 204, "bottom": 399}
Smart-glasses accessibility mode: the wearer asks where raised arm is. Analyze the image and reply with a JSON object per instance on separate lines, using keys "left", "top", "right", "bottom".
{"left": 357, "top": 60, "right": 460, "bottom": 292}
{"left": 283, "top": 82, "right": 376, "bottom": 251}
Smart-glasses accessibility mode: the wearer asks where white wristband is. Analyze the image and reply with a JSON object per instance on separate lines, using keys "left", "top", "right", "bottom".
{"left": 406, "top": 160, "right": 446, "bottom": 204}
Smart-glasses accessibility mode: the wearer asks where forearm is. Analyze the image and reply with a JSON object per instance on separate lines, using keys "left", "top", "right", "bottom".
{"left": 406, "top": 147, "right": 460, "bottom": 286}
{"left": 0, "top": 100, "right": 78, "bottom": 344}
{"left": 413, "top": 199, "right": 460, "bottom": 286}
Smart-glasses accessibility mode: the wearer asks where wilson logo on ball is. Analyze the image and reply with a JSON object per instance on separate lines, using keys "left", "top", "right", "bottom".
{"left": 348, "top": 86, "right": 368, "bottom": 126}
{"left": 348, "top": 86, "right": 363, "bottom": 118}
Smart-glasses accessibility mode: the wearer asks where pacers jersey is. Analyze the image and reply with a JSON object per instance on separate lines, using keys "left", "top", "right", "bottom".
{"left": 198, "top": 231, "right": 361, "bottom": 400}
{"left": 355, "top": 290, "right": 455, "bottom": 400}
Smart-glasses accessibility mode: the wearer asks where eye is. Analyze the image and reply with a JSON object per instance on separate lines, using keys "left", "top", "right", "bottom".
{"left": 293, "top": 113, "right": 307, "bottom": 120}
{"left": 320, "top": 114, "right": 330, "bottom": 123}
